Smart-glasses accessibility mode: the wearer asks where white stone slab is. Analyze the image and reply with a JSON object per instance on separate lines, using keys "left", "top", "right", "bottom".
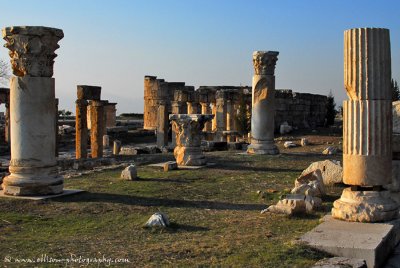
{"left": 0, "top": 189, "right": 85, "bottom": 200}
{"left": 300, "top": 215, "right": 400, "bottom": 268}
{"left": 148, "top": 162, "right": 216, "bottom": 169}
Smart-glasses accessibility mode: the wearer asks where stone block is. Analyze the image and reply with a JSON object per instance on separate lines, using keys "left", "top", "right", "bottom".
{"left": 77, "top": 85, "right": 101, "bottom": 100}
{"left": 312, "top": 257, "right": 366, "bottom": 268}
{"left": 121, "top": 164, "right": 137, "bottom": 180}
{"left": 262, "top": 194, "right": 306, "bottom": 215}
{"left": 302, "top": 160, "right": 343, "bottom": 185}
{"left": 300, "top": 215, "right": 400, "bottom": 268}
{"left": 119, "top": 146, "right": 138, "bottom": 155}
{"left": 163, "top": 161, "right": 178, "bottom": 171}
{"left": 201, "top": 141, "right": 228, "bottom": 151}
{"left": 227, "top": 142, "right": 243, "bottom": 151}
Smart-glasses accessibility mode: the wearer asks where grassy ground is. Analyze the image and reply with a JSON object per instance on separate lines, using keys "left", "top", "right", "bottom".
{"left": 0, "top": 141, "right": 342, "bottom": 267}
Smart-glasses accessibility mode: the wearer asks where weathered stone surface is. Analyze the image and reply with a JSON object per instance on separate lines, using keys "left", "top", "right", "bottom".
{"left": 292, "top": 170, "right": 325, "bottom": 197}
{"left": 284, "top": 141, "right": 297, "bottom": 148}
{"left": 121, "top": 164, "right": 137, "bottom": 180}
{"left": 163, "top": 161, "right": 177, "bottom": 172}
{"left": 201, "top": 141, "right": 228, "bottom": 152}
{"left": 2, "top": 26, "right": 63, "bottom": 77}
{"left": 332, "top": 188, "right": 398, "bottom": 222}
{"left": 248, "top": 51, "right": 279, "bottom": 155}
{"left": 322, "top": 146, "right": 338, "bottom": 155}
{"left": 312, "top": 257, "right": 367, "bottom": 268}
{"left": 77, "top": 85, "right": 101, "bottom": 100}
{"left": 305, "top": 195, "right": 322, "bottom": 212}
{"left": 302, "top": 160, "right": 343, "bottom": 185}
{"left": 145, "top": 212, "right": 170, "bottom": 228}
{"left": 301, "top": 215, "right": 400, "bottom": 268}
{"left": 170, "top": 114, "right": 213, "bottom": 166}
{"left": 119, "top": 146, "right": 138, "bottom": 155}
{"left": 156, "top": 102, "right": 169, "bottom": 148}
{"left": 102, "top": 135, "right": 109, "bottom": 148}
{"left": 262, "top": 194, "right": 306, "bottom": 215}
{"left": 2, "top": 77, "right": 62, "bottom": 196}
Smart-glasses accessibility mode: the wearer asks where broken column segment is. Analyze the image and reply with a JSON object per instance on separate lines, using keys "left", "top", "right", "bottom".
{"left": 247, "top": 51, "right": 279, "bottom": 155}
{"left": 332, "top": 28, "right": 398, "bottom": 222}
{"left": 169, "top": 114, "right": 213, "bottom": 166}
{"left": 1, "top": 26, "right": 64, "bottom": 195}
{"left": 157, "top": 100, "right": 169, "bottom": 148}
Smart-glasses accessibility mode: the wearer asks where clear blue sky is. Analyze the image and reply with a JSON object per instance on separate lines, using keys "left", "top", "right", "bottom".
{"left": 0, "top": 0, "right": 399, "bottom": 113}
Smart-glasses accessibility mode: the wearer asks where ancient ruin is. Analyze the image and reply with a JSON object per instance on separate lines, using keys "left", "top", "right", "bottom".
{"left": 169, "top": 114, "right": 213, "bottom": 166}
{"left": 332, "top": 28, "right": 399, "bottom": 222}
{"left": 0, "top": 87, "right": 10, "bottom": 144}
{"left": 247, "top": 51, "right": 279, "bottom": 154}
{"left": 1, "top": 26, "right": 64, "bottom": 195}
{"left": 143, "top": 75, "right": 328, "bottom": 145}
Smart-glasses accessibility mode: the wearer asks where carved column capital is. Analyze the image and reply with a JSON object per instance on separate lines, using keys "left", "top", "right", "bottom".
{"left": 252, "top": 51, "right": 279, "bottom": 75}
{"left": 2, "top": 26, "right": 64, "bottom": 77}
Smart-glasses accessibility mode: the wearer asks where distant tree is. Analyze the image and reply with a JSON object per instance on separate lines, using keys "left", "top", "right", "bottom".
{"left": 234, "top": 90, "right": 251, "bottom": 136}
{"left": 392, "top": 79, "right": 400, "bottom": 101}
{"left": 325, "top": 90, "right": 336, "bottom": 126}
{"left": 0, "top": 59, "right": 10, "bottom": 86}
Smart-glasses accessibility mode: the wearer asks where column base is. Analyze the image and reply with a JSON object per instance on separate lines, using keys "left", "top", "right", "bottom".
{"left": 174, "top": 146, "right": 207, "bottom": 166}
{"left": 332, "top": 187, "right": 399, "bottom": 222}
{"left": 2, "top": 166, "right": 63, "bottom": 196}
{"left": 247, "top": 141, "right": 279, "bottom": 155}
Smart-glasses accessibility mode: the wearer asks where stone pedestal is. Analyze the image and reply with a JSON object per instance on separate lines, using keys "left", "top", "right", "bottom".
{"left": 157, "top": 102, "right": 169, "bottom": 148}
{"left": 332, "top": 28, "right": 398, "bottom": 222}
{"left": 247, "top": 51, "right": 279, "bottom": 155}
{"left": 1, "top": 26, "right": 64, "bottom": 196}
{"left": 89, "top": 100, "right": 104, "bottom": 158}
{"left": 169, "top": 114, "right": 213, "bottom": 166}
{"left": 75, "top": 99, "right": 88, "bottom": 159}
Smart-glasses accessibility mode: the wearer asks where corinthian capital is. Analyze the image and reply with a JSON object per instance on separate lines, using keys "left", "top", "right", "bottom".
{"left": 252, "top": 51, "right": 279, "bottom": 75}
{"left": 2, "top": 26, "right": 64, "bottom": 77}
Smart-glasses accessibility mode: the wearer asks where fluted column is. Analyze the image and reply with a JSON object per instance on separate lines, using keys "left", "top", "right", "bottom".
{"left": 332, "top": 28, "right": 398, "bottom": 222}
{"left": 247, "top": 51, "right": 279, "bottom": 155}
{"left": 75, "top": 99, "right": 88, "bottom": 159}
{"left": 1, "top": 26, "right": 64, "bottom": 196}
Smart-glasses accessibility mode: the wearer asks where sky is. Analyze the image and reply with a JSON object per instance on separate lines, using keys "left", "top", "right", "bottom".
{"left": 0, "top": 0, "right": 399, "bottom": 114}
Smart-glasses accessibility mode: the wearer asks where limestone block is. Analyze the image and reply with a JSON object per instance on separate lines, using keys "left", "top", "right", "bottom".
{"left": 119, "top": 146, "right": 137, "bottom": 155}
{"left": 145, "top": 212, "right": 170, "bottom": 228}
{"left": 121, "top": 164, "right": 137, "bottom": 180}
{"left": 305, "top": 195, "right": 322, "bottom": 212}
{"left": 393, "top": 101, "right": 400, "bottom": 134}
{"left": 332, "top": 188, "right": 398, "bottom": 222}
{"left": 174, "top": 146, "right": 206, "bottom": 166}
{"left": 163, "top": 161, "right": 178, "bottom": 172}
{"left": 262, "top": 195, "right": 306, "bottom": 215}
{"left": 302, "top": 160, "right": 343, "bottom": 185}
{"left": 77, "top": 85, "right": 101, "bottom": 100}
{"left": 292, "top": 170, "right": 325, "bottom": 197}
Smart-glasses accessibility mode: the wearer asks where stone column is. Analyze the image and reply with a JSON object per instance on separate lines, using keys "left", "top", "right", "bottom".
{"left": 169, "top": 114, "right": 213, "bottom": 166}
{"left": 157, "top": 101, "right": 169, "bottom": 148}
{"left": 90, "top": 100, "right": 104, "bottom": 158}
{"left": 5, "top": 98, "right": 10, "bottom": 144}
{"left": 54, "top": 98, "right": 59, "bottom": 157}
{"left": 200, "top": 102, "right": 212, "bottom": 131}
{"left": 211, "top": 102, "right": 217, "bottom": 131}
{"left": 247, "top": 51, "right": 279, "bottom": 155}
{"left": 332, "top": 28, "right": 398, "bottom": 222}
{"left": 75, "top": 99, "right": 88, "bottom": 159}
{"left": 1, "top": 26, "right": 64, "bottom": 196}
{"left": 215, "top": 92, "right": 227, "bottom": 141}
